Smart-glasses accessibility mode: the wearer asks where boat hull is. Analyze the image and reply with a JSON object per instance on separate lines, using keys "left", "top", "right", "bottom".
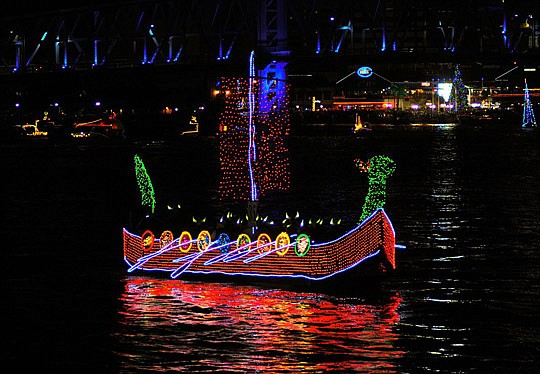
{"left": 123, "top": 209, "right": 396, "bottom": 281}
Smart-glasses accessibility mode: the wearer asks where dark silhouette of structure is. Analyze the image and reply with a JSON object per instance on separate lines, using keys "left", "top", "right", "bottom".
{"left": 1, "top": 1, "right": 538, "bottom": 126}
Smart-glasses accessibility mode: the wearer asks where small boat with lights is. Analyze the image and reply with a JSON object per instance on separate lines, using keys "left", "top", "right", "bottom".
{"left": 123, "top": 154, "right": 398, "bottom": 283}
{"left": 123, "top": 208, "right": 396, "bottom": 282}
{"left": 122, "top": 52, "right": 399, "bottom": 283}
{"left": 71, "top": 111, "right": 125, "bottom": 140}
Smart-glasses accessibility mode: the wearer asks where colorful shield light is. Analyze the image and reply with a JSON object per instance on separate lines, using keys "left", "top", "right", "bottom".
{"left": 179, "top": 231, "right": 192, "bottom": 252}
{"left": 256, "top": 233, "right": 272, "bottom": 254}
{"left": 159, "top": 230, "right": 174, "bottom": 248}
{"left": 295, "top": 233, "right": 311, "bottom": 257}
{"left": 236, "top": 233, "right": 251, "bottom": 253}
{"left": 197, "top": 230, "right": 211, "bottom": 251}
{"left": 275, "top": 232, "right": 290, "bottom": 256}
{"left": 141, "top": 230, "right": 155, "bottom": 252}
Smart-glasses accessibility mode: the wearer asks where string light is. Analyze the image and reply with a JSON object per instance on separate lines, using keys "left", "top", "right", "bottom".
{"left": 275, "top": 232, "right": 291, "bottom": 256}
{"left": 294, "top": 234, "right": 311, "bottom": 257}
{"left": 179, "top": 231, "right": 193, "bottom": 252}
{"left": 451, "top": 64, "right": 468, "bottom": 113}
{"left": 196, "top": 230, "right": 211, "bottom": 251}
{"left": 122, "top": 208, "right": 397, "bottom": 280}
{"left": 141, "top": 230, "right": 155, "bottom": 252}
{"left": 523, "top": 78, "right": 537, "bottom": 128}
{"left": 217, "top": 73, "right": 290, "bottom": 201}
{"left": 134, "top": 154, "right": 156, "bottom": 214}
{"left": 248, "top": 50, "right": 258, "bottom": 201}
{"left": 356, "top": 155, "right": 396, "bottom": 224}
{"left": 159, "top": 231, "right": 174, "bottom": 248}
{"left": 124, "top": 55, "right": 398, "bottom": 279}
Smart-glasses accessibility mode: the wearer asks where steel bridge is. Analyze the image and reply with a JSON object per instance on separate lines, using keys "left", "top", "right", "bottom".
{"left": 1, "top": 0, "right": 539, "bottom": 74}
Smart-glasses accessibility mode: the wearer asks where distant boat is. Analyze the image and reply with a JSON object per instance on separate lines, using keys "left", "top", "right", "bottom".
{"left": 71, "top": 112, "right": 125, "bottom": 139}
{"left": 522, "top": 79, "right": 537, "bottom": 128}
{"left": 123, "top": 207, "right": 397, "bottom": 282}
{"left": 180, "top": 115, "right": 199, "bottom": 135}
{"left": 18, "top": 121, "right": 48, "bottom": 138}
{"left": 353, "top": 113, "right": 371, "bottom": 133}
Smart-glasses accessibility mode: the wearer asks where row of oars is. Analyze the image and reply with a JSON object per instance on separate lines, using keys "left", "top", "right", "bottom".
{"left": 127, "top": 237, "right": 197, "bottom": 273}
{"left": 128, "top": 234, "right": 295, "bottom": 279}
{"left": 170, "top": 238, "right": 294, "bottom": 278}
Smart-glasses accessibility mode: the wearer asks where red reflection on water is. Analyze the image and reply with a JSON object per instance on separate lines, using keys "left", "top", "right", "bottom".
{"left": 117, "top": 277, "right": 404, "bottom": 372}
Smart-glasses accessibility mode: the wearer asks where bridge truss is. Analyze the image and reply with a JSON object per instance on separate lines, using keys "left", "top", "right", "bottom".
{"left": 1, "top": 0, "right": 538, "bottom": 74}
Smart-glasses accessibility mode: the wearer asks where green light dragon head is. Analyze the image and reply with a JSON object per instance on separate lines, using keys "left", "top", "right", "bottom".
{"left": 355, "top": 155, "right": 396, "bottom": 179}
{"left": 356, "top": 155, "right": 396, "bottom": 224}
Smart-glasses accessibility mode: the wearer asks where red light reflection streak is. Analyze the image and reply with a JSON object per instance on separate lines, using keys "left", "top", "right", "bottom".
{"left": 118, "top": 277, "right": 404, "bottom": 372}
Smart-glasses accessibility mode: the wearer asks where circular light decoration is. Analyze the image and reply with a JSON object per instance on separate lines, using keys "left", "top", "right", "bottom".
{"left": 216, "top": 233, "right": 231, "bottom": 254}
{"left": 275, "top": 232, "right": 290, "bottom": 257}
{"left": 295, "top": 234, "right": 311, "bottom": 257}
{"left": 236, "top": 233, "right": 251, "bottom": 253}
{"left": 159, "top": 230, "right": 174, "bottom": 248}
{"left": 256, "top": 233, "right": 272, "bottom": 254}
{"left": 141, "top": 230, "right": 155, "bottom": 252}
{"left": 197, "top": 230, "right": 212, "bottom": 251}
{"left": 179, "top": 231, "right": 192, "bottom": 253}
{"left": 356, "top": 66, "right": 373, "bottom": 78}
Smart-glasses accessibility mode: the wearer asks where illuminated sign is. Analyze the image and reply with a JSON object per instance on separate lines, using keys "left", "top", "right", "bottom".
{"left": 437, "top": 82, "right": 453, "bottom": 101}
{"left": 356, "top": 66, "right": 373, "bottom": 78}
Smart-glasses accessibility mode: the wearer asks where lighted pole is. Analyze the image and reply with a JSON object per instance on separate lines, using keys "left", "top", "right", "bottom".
{"left": 247, "top": 51, "right": 258, "bottom": 231}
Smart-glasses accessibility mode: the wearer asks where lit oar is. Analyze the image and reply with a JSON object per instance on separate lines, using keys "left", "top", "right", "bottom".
{"left": 223, "top": 240, "right": 278, "bottom": 263}
{"left": 128, "top": 238, "right": 185, "bottom": 272}
{"left": 170, "top": 240, "right": 224, "bottom": 278}
{"left": 243, "top": 243, "right": 293, "bottom": 264}
{"left": 137, "top": 237, "right": 183, "bottom": 261}
{"left": 171, "top": 251, "right": 201, "bottom": 263}
{"left": 204, "top": 241, "right": 256, "bottom": 265}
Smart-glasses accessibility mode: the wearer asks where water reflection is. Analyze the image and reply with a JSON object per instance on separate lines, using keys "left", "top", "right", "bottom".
{"left": 113, "top": 277, "right": 404, "bottom": 372}
{"left": 428, "top": 124, "right": 463, "bottom": 252}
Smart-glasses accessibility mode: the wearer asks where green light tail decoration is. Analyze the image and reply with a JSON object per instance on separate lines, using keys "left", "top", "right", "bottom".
{"left": 358, "top": 155, "right": 396, "bottom": 224}
{"left": 134, "top": 154, "right": 156, "bottom": 214}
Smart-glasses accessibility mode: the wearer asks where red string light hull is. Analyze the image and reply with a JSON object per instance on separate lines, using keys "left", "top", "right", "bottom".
{"left": 123, "top": 209, "right": 396, "bottom": 281}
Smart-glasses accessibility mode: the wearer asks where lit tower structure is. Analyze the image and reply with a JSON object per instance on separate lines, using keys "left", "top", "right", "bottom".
{"left": 522, "top": 79, "right": 537, "bottom": 128}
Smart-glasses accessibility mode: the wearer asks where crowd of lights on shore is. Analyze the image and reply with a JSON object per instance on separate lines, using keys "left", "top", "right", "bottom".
{"left": 134, "top": 154, "right": 156, "bottom": 214}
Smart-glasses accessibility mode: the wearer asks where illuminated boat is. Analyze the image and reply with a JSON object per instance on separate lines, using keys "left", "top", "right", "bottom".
{"left": 123, "top": 208, "right": 395, "bottom": 281}
{"left": 123, "top": 152, "right": 398, "bottom": 282}
{"left": 123, "top": 53, "right": 399, "bottom": 282}
{"left": 71, "top": 112, "right": 125, "bottom": 139}
{"left": 18, "top": 122, "right": 48, "bottom": 137}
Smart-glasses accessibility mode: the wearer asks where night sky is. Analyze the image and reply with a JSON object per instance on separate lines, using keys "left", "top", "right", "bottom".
{"left": 4, "top": 0, "right": 540, "bottom": 16}
{"left": 3, "top": 1, "right": 116, "bottom": 16}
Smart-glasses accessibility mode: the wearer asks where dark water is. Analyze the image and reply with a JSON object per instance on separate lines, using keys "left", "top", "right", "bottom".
{"left": 3, "top": 123, "right": 539, "bottom": 373}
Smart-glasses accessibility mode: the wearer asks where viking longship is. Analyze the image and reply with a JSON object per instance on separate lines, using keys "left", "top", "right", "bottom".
{"left": 123, "top": 52, "right": 399, "bottom": 282}
{"left": 123, "top": 208, "right": 396, "bottom": 281}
